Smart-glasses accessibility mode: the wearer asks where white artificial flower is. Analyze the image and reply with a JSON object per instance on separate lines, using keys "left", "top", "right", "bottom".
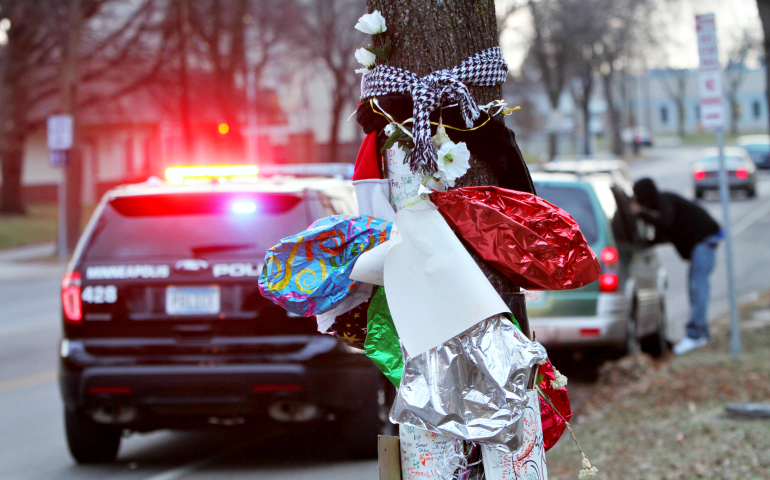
{"left": 355, "top": 10, "right": 387, "bottom": 35}
{"left": 434, "top": 141, "right": 470, "bottom": 187}
{"left": 354, "top": 47, "right": 376, "bottom": 74}
{"left": 384, "top": 123, "right": 397, "bottom": 137}
{"left": 551, "top": 369, "right": 568, "bottom": 389}
{"left": 579, "top": 455, "right": 598, "bottom": 479}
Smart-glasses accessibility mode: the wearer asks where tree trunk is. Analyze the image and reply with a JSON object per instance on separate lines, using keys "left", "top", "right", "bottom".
{"left": 548, "top": 132, "right": 558, "bottom": 160}
{"left": 602, "top": 72, "right": 624, "bottom": 157}
{"left": 758, "top": 0, "right": 770, "bottom": 138}
{"left": 366, "top": 0, "right": 517, "bottom": 295}
{"left": 328, "top": 90, "right": 343, "bottom": 163}
{"left": 0, "top": 144, "right": 26, "bottom": 215}
{"left": 0, "top": 15, "right": 29, "bottom": 215}
{"left": 676, "top": 99, "right": 685, "bottom": 138}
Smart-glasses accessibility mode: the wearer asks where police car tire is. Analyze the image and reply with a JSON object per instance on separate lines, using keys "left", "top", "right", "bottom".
{"left": 341, "top": 380, "right": 390, "bottom": 458}
{"left": 65, "top": 410, "right": 121, "bottom": 464}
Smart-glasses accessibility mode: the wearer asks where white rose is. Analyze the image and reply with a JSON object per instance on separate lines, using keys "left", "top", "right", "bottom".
{"left": 354, "top": 47, "right": 376, "bottom": 74}
{"left": 551, "top": 369, "right": 568, "bottom": 390}
{"left": 434, "top": 141, "right": 470, "bottom": 187}
{"left": 354, "top": 10, "right": 387, "bottom": 35}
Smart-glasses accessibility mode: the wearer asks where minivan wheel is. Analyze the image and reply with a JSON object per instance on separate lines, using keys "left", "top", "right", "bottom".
{"left": 624, "top": 311, "right": 641, "bottom": 356}
{"left": 641, "top": 302, "right": 670, "bottom": 358}
{"left": 65, "top": 410, "right": 121, "bottom": 464}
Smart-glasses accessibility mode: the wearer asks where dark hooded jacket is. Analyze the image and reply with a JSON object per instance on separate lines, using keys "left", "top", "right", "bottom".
{"left": 633, "top": 178, "right": 720, "bottom": 259}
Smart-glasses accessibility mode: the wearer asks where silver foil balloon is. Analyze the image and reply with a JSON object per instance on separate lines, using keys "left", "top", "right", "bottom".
{"left": 390, "top": 314, "right": 547, "bottom": 452}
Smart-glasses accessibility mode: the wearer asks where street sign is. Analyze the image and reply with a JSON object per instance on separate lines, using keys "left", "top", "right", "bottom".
{"left": 694, "top": 13, "right": 741, "bottom": 358}
{"left": 47, "top": 114, "right": 74, "bottom": 151}
{"left": 696, "top": 14, "right": 725, "bottom": 130}
{"left": 49, "top": 150, "right": 69, "bottom": 168}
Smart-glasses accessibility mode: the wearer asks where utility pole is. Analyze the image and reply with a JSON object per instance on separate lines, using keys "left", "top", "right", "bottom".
{"left": 177, "top": 0, "right": 193, "bottom": 159}
{"left": 60, "top": 0, "right": 83, "bottom": 257}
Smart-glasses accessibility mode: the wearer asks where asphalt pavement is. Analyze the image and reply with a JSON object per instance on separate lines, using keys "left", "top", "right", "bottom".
{"left": 1, "top": 145, "right": 770, "bottom": 479}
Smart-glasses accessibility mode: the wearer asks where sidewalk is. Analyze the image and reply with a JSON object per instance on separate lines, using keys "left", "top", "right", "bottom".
{"left": 0, "top": 242, "right": 64, "bottom": 282}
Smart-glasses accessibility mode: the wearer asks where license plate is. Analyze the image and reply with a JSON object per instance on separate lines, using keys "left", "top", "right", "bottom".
{"left": 165, "top": 286, "right": 220, "bottom": 315}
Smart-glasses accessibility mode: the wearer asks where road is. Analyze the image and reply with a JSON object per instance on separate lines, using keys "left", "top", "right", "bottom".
{"left": 1, "top": 146, "right": 769, "bottom": 479}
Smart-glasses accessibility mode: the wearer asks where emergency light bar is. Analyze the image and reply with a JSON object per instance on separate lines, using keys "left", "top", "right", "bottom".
{"left": 165, "top": 165, "right": 259, "bottom": 185}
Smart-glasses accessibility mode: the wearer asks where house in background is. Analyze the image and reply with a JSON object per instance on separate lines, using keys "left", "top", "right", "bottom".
{"left": 7, "top": 68, "right": 362, "bottom": 206}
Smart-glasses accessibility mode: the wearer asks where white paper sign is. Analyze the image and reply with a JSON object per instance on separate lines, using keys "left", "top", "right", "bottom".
{"left": 384, "top": 202, "right": 510, "bottom": 356}
{"left": 483, "top": 390, "right": 548, "bottom": 480}
{"left": 386, "top": 143, "right": 422, "bottom": 211}
{"left": 47, "top": 115, "right": 74, "bottom": 150}
{"left": 399, "top": 425, "right": 458, "bottom": 480}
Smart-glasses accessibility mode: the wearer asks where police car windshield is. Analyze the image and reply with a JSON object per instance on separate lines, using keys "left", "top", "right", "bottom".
{"left": 82, "top": 192, "right": 306, "bottom": 260}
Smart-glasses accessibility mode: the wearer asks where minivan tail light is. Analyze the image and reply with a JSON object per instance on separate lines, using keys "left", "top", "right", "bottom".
{"left": 600, "top": 247, "right": 618, "bottom": 264}
{"left": 599, "top": 273, "right": 619, "bottom": 293}
{"left": 735, "top": 168, "right": 748, "bottom": 179}
{"left": 693, "top": 170, "right": 706, "bottom": 181}
{"left": 62, "top": 271, "right": 82, "bottom": 324}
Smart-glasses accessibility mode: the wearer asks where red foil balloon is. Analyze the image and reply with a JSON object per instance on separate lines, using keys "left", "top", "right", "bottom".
{"left": 430, "top": 186, "right": 600, "bottom": 290}
{"left": 537, "top": 359, "right": 572, "bottom": 452}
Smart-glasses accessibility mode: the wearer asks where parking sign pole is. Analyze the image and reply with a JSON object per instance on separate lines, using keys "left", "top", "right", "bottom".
{"left": 696, "top": 14, "right": 740, "bottom": 358}
{"left": 715, "top": 128, "right": 741, "bottom": 357}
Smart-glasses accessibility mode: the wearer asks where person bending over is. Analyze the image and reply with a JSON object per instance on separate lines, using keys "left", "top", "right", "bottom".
{"left": 632, "top": 178, "right": 722, "bottom": 355}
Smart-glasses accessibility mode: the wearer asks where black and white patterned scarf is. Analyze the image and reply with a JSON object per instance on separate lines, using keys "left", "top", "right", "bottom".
{"left": 361, "top": 47, "right": 508, "bottom": 175}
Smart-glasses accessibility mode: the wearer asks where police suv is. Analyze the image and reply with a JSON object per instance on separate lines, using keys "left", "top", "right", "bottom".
{"left": 59, "top": 166, "right": 391, "bottom": 463}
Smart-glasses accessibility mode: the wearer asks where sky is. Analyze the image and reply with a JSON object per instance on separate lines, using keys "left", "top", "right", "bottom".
{"left": 496, "top": 0, "right": 764, "bottom": 73}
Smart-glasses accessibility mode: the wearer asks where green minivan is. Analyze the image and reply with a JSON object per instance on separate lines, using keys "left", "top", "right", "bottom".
{"left": 527, "top": 172, "right": 669, "bottom": 359}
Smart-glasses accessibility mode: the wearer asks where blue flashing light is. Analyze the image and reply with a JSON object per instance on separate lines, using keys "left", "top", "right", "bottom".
{"left": 232, "top": 201, "right": 257, "bottom": 214}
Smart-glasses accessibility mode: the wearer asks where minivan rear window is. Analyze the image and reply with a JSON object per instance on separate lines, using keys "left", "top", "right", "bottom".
{"left": 533, "top": 184, "right": 599, "bottom": 244}
{"left": 82, "top": 192, "right": 308, "bottom": 260}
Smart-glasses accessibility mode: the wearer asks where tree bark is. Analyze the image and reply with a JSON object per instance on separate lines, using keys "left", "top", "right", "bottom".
{"left": 365, "top": 0, "right": 517, "bottom": 295}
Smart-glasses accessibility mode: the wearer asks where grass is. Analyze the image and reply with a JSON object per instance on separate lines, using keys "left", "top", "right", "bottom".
{"left": 545, "top": 292, "right": 770, "bottom": 480}
{"left": 0, "top": 203, "right": 95, "bottom": 250}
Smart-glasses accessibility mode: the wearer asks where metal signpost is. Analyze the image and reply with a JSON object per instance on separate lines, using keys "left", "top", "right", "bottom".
{"left": 695, "top": 14, "right": 741, "bottom": 358}
{"left": 47, "top": 114, "right": 73, "bottom": 265}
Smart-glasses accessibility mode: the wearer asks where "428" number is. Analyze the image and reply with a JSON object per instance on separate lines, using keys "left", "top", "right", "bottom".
{"left": 81, "top": 285, "right": 118, "bottom": 304}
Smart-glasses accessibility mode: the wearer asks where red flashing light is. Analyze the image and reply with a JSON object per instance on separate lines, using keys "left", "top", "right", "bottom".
{"left": 87, "top": 386, "right": 132, "bottom": 395}
{"left": 62, "top": 271, "right": 82, "bottom": 324}
{"left": 600, "top": 247, "right": 618, "bottom": 264}
{"left": 252, "top": 384, "right": 301, "bottom": 392}
{"left": 735, "top": 168, "right": 749, "bottom": 179}
{"left": 693, "top": 170, "right": 706, "bottom": 181}
{"left": 580, "top": 328, "right": 601, "bottom": 337}
{"left": 599, "top": 273, "right": 619, "bottom": 293}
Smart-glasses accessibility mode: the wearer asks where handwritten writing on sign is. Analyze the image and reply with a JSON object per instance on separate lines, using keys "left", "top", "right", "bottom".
{"left": 399, "top": 425, "right": 457, "bottom": 480}
{"left": 482, "top": 390, "right": 548, "bottom": 480}
{"left": 387, "top": 143, "right": 422, "bottom": 212}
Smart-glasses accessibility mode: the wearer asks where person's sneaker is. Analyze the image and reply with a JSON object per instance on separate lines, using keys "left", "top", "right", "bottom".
{"left": 673, "top": 336, "right": 708, "bottom": 355}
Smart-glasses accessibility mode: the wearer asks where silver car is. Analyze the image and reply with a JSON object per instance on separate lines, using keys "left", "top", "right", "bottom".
{"left": 693, "top": 146, "right": 757, "bottom": 199}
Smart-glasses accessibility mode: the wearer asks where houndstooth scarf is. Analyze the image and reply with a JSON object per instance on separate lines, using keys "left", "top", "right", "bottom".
{"left": 361, "top": 47, "right": 508, "bottom": 175}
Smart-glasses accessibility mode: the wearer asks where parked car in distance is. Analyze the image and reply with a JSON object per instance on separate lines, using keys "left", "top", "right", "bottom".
{"left": 539, "top": 159, "right": 635, "bottom": 197}
{"left": 527, "top": 172, "right": 669, "bottom": 369}
{"left": 693, "top": 147, "right": 757, "bottom": 198}
{"left": 59, "top": 166, "right": 391, "bottom": 464}
{"left": 621, "top": 127, "right": 654, "bottom": 147}
{"left": 737, "top": 135, "right": 770, "bottom": 169}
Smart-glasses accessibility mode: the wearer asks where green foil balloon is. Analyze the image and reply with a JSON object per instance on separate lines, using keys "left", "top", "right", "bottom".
{"left": 365, "top": 287, "right": 403, "bottom": 387}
